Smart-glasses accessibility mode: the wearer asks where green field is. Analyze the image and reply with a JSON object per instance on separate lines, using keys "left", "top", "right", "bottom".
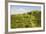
{"left": 11, "top": 10, "right": 41, "bottom": 28}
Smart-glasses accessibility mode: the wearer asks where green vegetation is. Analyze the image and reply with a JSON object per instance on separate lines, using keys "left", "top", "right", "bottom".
{"left": 11, "top": 10, "right": 41, "bottom": 28}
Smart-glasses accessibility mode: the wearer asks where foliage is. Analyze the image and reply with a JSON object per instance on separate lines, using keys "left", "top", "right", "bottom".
{"left": 11, "top": 10, "right": 41, "bottom": 28}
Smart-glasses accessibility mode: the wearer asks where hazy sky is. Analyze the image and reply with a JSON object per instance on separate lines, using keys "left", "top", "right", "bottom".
{"left": 10, "top": 5, "right": 41, "bottom": 14}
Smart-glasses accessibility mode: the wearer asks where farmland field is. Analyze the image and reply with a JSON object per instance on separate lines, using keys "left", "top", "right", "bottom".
{"left": 11, "top": 10, "right": 41, "bottom": 28}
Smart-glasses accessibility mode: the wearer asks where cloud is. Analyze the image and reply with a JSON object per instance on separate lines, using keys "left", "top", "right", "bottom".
{"left": 10, "top": 5, "right": 41, "bottom": 14}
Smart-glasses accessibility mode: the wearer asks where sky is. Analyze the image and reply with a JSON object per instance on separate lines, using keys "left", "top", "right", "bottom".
{"left": 10, "top": 5, "right": 41, "bottom": 14}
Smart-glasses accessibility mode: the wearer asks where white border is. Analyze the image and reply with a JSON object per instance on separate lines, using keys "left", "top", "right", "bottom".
{"left": 8, "top": 2, "right": 44, "bottom": 32}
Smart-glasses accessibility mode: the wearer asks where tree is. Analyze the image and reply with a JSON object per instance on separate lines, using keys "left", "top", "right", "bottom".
{"left": 31, "top": 10, "right": 41, "bottom": 27}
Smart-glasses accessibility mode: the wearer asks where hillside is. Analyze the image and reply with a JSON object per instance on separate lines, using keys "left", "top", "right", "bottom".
{"left": 11, "top": 10, "right": 41, "bottom": 28}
